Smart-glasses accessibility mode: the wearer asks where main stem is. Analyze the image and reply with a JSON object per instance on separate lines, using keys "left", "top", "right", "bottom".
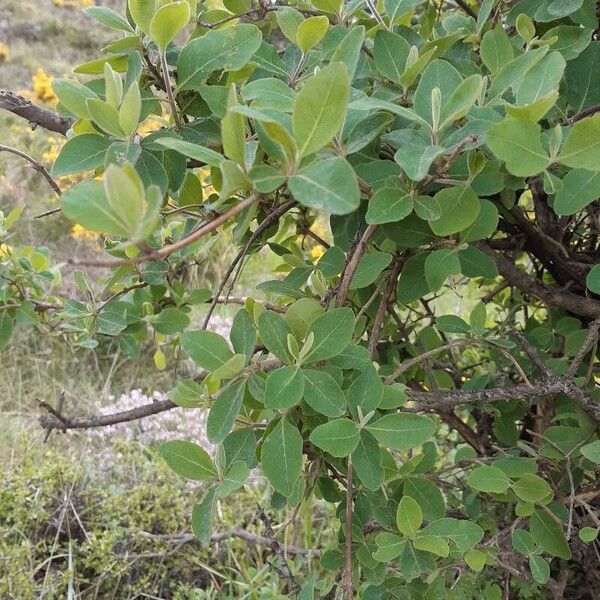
{"left": 160, "top": 50, "right": 182, "bottom": 131}
{"left": 342, "top": 457, "right": 354, "bottom": 599}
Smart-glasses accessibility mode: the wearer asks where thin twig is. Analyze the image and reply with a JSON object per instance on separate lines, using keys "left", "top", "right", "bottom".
{"left": 70, "top": 194, "right": 261, "bottom": 267}
{"left": 342, "top": 458, "right": 354, "bottom": 599}
{"left": 0, "top": 144, "right": 61, "bottom": 196}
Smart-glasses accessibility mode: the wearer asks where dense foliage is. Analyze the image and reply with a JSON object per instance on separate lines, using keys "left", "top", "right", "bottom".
{"left": 4, "top": 0, "right": 600, "bottom": 597}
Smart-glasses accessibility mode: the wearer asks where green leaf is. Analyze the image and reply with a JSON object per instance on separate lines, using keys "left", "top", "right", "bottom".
{"left": 309, "top": 418, "right": 360, "bottom": 457}
{"left": 351, "top": 251, "right": 393, "bottom": 289}
{"left": 466, "top": 465, "right": 510, "bottom": 493}
{"left": 400, "top": 540, "right": 435, "bottom": 582}
{"left": 441, "top": 75, "right": 483, "bottom": 128}
{"left": 119, "top": 82, "right": 142, "bottom": 136}
{"left": 366, "top": 414, "right": 435, "bottom": 450}
{"left": 261, "top": 419, "right": 303, "bottom": 496}
{"left": 352, "top": 431, "right": 384, "bottom": 491}
{"left": 192, "top": 487, "right": 217, "bottom": 545}
{"left": 580, "top": 439, "right": 600, "bottom": 463}
{"left": 296, "top": 16, "right": 329, "bottom": 53}
{"left": 413, "top": 535, "right": 449, "bottom": 557}
{"left": 586, "top": 264, "right": 600, "bottom": 294}
{"left": 230, "top": 308, "right": 256, "bottom": 363}
{"left": 180, "top": 330, "right": 234, "bottom": 371}
{"left": 425, "top": 249, "right": 461, "bottom": 291}
{"left": 385, "top": 0, "right": 426, "bottom": 23}
{"left": 148, "top": 307, "right": 190, "bottom": 335}
{"left": 303, "top": 307, "right": 354, "bottom": 363}
{"left": 155, "top": 137, "right": 223, "bottom": 167}
{"left": 85, "top": 6, "right": 133, "bottom": 31}
{"left": 207, "top": 380, "right": 246, "bottom": 443}
{"left": 51, "top": 134, "right": 111, "bottom": 177}
{"left": 480, "top": 28, "right": 514, "bottom": 74}
{"left": 429, "top": 186, "right": 480, "bottom": 237}
{"left": 177, "top": 24, "right": 262, "bottom": 91}
{"left": 149, "top": 1, "right": 190, "bottom": 49}
{"left": 512, "top": 529, "right": 537, "bottom": 555}
{"left": 61, "top": 181, "right": 126, "bottom": 238}
{"left": 530, "top": 509, "right": 571, "bottom": 559}
{"left": 217, "top": 460, "right": 249, "bottom": 497}
{"left": 391, "top": 129, "right": 447, "bottom": 181}
{"left": 366, "top": 187, "right": 414, "bottom": 225}
{"left": 128, "top": 0, "right": 154, "bottom": 34}
{"left": 465, "top": 549, "right": 486, "bottom": 572}
{"left": 579, "top": 526, "right": 599, "bottom": 542}
{"left": 420, "top": 518, "right": 484, "bottom": 551}
{"left": 554, "top": 169, "right": 600, "bottom": 215}
{"left": 159, "top": 440, "right": 217, "bottom": 480}
{"left": 52, "top": 79, "right": 98, "bottom": 120}
{"left": 168, "top": 379, "right": 203, "bottom": 408}
{"left": 516, "top": 52, "right": 565, "bottom": 106}
{"left": 265, "top": 366, "right": 305, "bottom": 409}
{"left": 373, "top": 533, "right": 406, "bottom": 562}
{"left": 559, "top": 114, "right": 600, "bottom": 170}
{"left": 512, "top": 473, "right": 553, "bottom": 503}
{"left": 302, "top": 369, "right": 346, "bottom": 417}
{"left": 404, "top": 477, "right": 446, "bottom": 521}
{"left": 529, "top": 555, "right": 550, "bottom": 584}
{"left": 292, "top": 63, "right": 350, "bottom": 157}
{"left": 221, "top": 87, "right": 246, "bottom": 167}
{"left": 397, "top": 253, "right": 430, "bottom": 304}
{"left": 487, "top": 118, "right": 550, "bottom": 176}
{"left": 258, "top": 310, "right": 295, "bottom": 364}
{"left": 288, "top": 157, "right": 359, "bottom": 215}
{"left": 243, "top": 78, "right": 296, "bottom": 113}
{"left": 276, "top": 6, "right": 304, "bottom": 44}
{"left": 86, "top": 98, "right": 124, "bottom": 137}
{"left": 373, "top": 30, "right": 410, "bottom": 84}
{"left": 397, "top": 496, "right": 423, "bottom": 537}
{"left": 347, "top": 364, "right": 384, "bottom": 415}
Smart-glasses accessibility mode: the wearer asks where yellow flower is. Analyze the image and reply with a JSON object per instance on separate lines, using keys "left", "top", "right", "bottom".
{"left": 138, "top": 116, "right": 163, "bottom": 136}
{"left": 310, "top": 245, "right": 325, "bottom": 262}
{"left": 31, "top": 69, "right": 57, "bottom": 104}
{"left": 0, "top": 42, "right": 9, "bottom": 63}
{"left": 0, "top": 244, "right": 13, "bottom": 258}
{"left": 71, "top": 224, "right": 100, "bottom": 242}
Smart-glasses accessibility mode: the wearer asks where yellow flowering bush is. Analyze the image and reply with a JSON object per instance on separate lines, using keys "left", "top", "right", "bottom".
{"left": 53, "top": 0, "right": 94, "bottom": 8}
{"left": 70, "top": 223, "right": 100, "bottom": 243}
{"left": 0, "top": 43, "right": 9, "bottom": 63}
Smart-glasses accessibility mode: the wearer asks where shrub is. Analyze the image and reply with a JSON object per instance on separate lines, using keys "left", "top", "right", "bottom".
{"left": 2, "top": 0, "right": 600, "bottom": 598}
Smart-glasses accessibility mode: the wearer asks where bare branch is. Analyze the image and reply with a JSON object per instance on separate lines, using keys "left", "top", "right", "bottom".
{"left": 566, "top": 317, "right": 600, "bottom": 378}
{"left": 0, "top": 89, "right": 73, "bottom": 135}
{"left": 0, "top": 144, "right": 61, "bottom": 196}
{"left": 477, "top": 242, "right": 600, "bottom": 319}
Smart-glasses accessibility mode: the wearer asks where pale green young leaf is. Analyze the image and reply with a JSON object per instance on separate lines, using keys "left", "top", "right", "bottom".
{"left": 149, "top": 0, "right": 190, "bottom": 49}
{"left": 487, "top": 118, "right": 550, "bottom": 176}
{"left": 558, "top": 114, "right": 600, "bottom": 170}
{"left": 396, "top": 496, "right": 423, "bottom": 537}
{"left": 292, "top": 63, "right": 350, "bottom": 157}
{"left": 296, "top": 16, "right": 329, "bottom": 53}
{"left": 52, "top": 78, "right": 98, "bottom": 120}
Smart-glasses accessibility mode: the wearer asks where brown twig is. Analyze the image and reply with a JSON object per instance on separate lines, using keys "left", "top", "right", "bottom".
{"left": 336, "top": 225, "right": 378, "bottom": 307}
{"left": 342, "top": 457, "right": 354, "bottom": 599}
{"left": 0, "top": 89, "right": 73, "bottom": 135}
{"left": 70, "top": 194, "right": 261, "bottom": 268}
{"left": 0, "top": 144, "right": 62, "bottom": 196}
{"left": 257, "top": 506, "right": 301, "bottom": 595}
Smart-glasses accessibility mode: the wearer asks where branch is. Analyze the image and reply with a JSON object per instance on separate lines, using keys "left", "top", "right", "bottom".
{"left": 138, "top": 528, "right": 318, "bottom": 557}
{"left": 0, "top": 89, "right": 72, "bottom": 135}
{"left": 70, "top": 194, "right": 261, "bottom": 268}
{"left": 569, "top": 104, "right": 600, "bottom": 124}
{"left": 0, "top": 144, "right": 61, "bottom": 196}
{"left": 336, "top": 225, "right": 377, "bottom": 307}
{"left": 451, "top": 0, "right": 477, "bottom": 19}
{"left": 202, "top": 200, "right": 296, "bottom": 329}
{"left": 257, "top": 505, "right": 301, "bottom": 595}
{"left": 477, "top": 242, "right": 600, "bottom": 319}
{"left": 342, "top": 458, "right": 354, "bottom": 599}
